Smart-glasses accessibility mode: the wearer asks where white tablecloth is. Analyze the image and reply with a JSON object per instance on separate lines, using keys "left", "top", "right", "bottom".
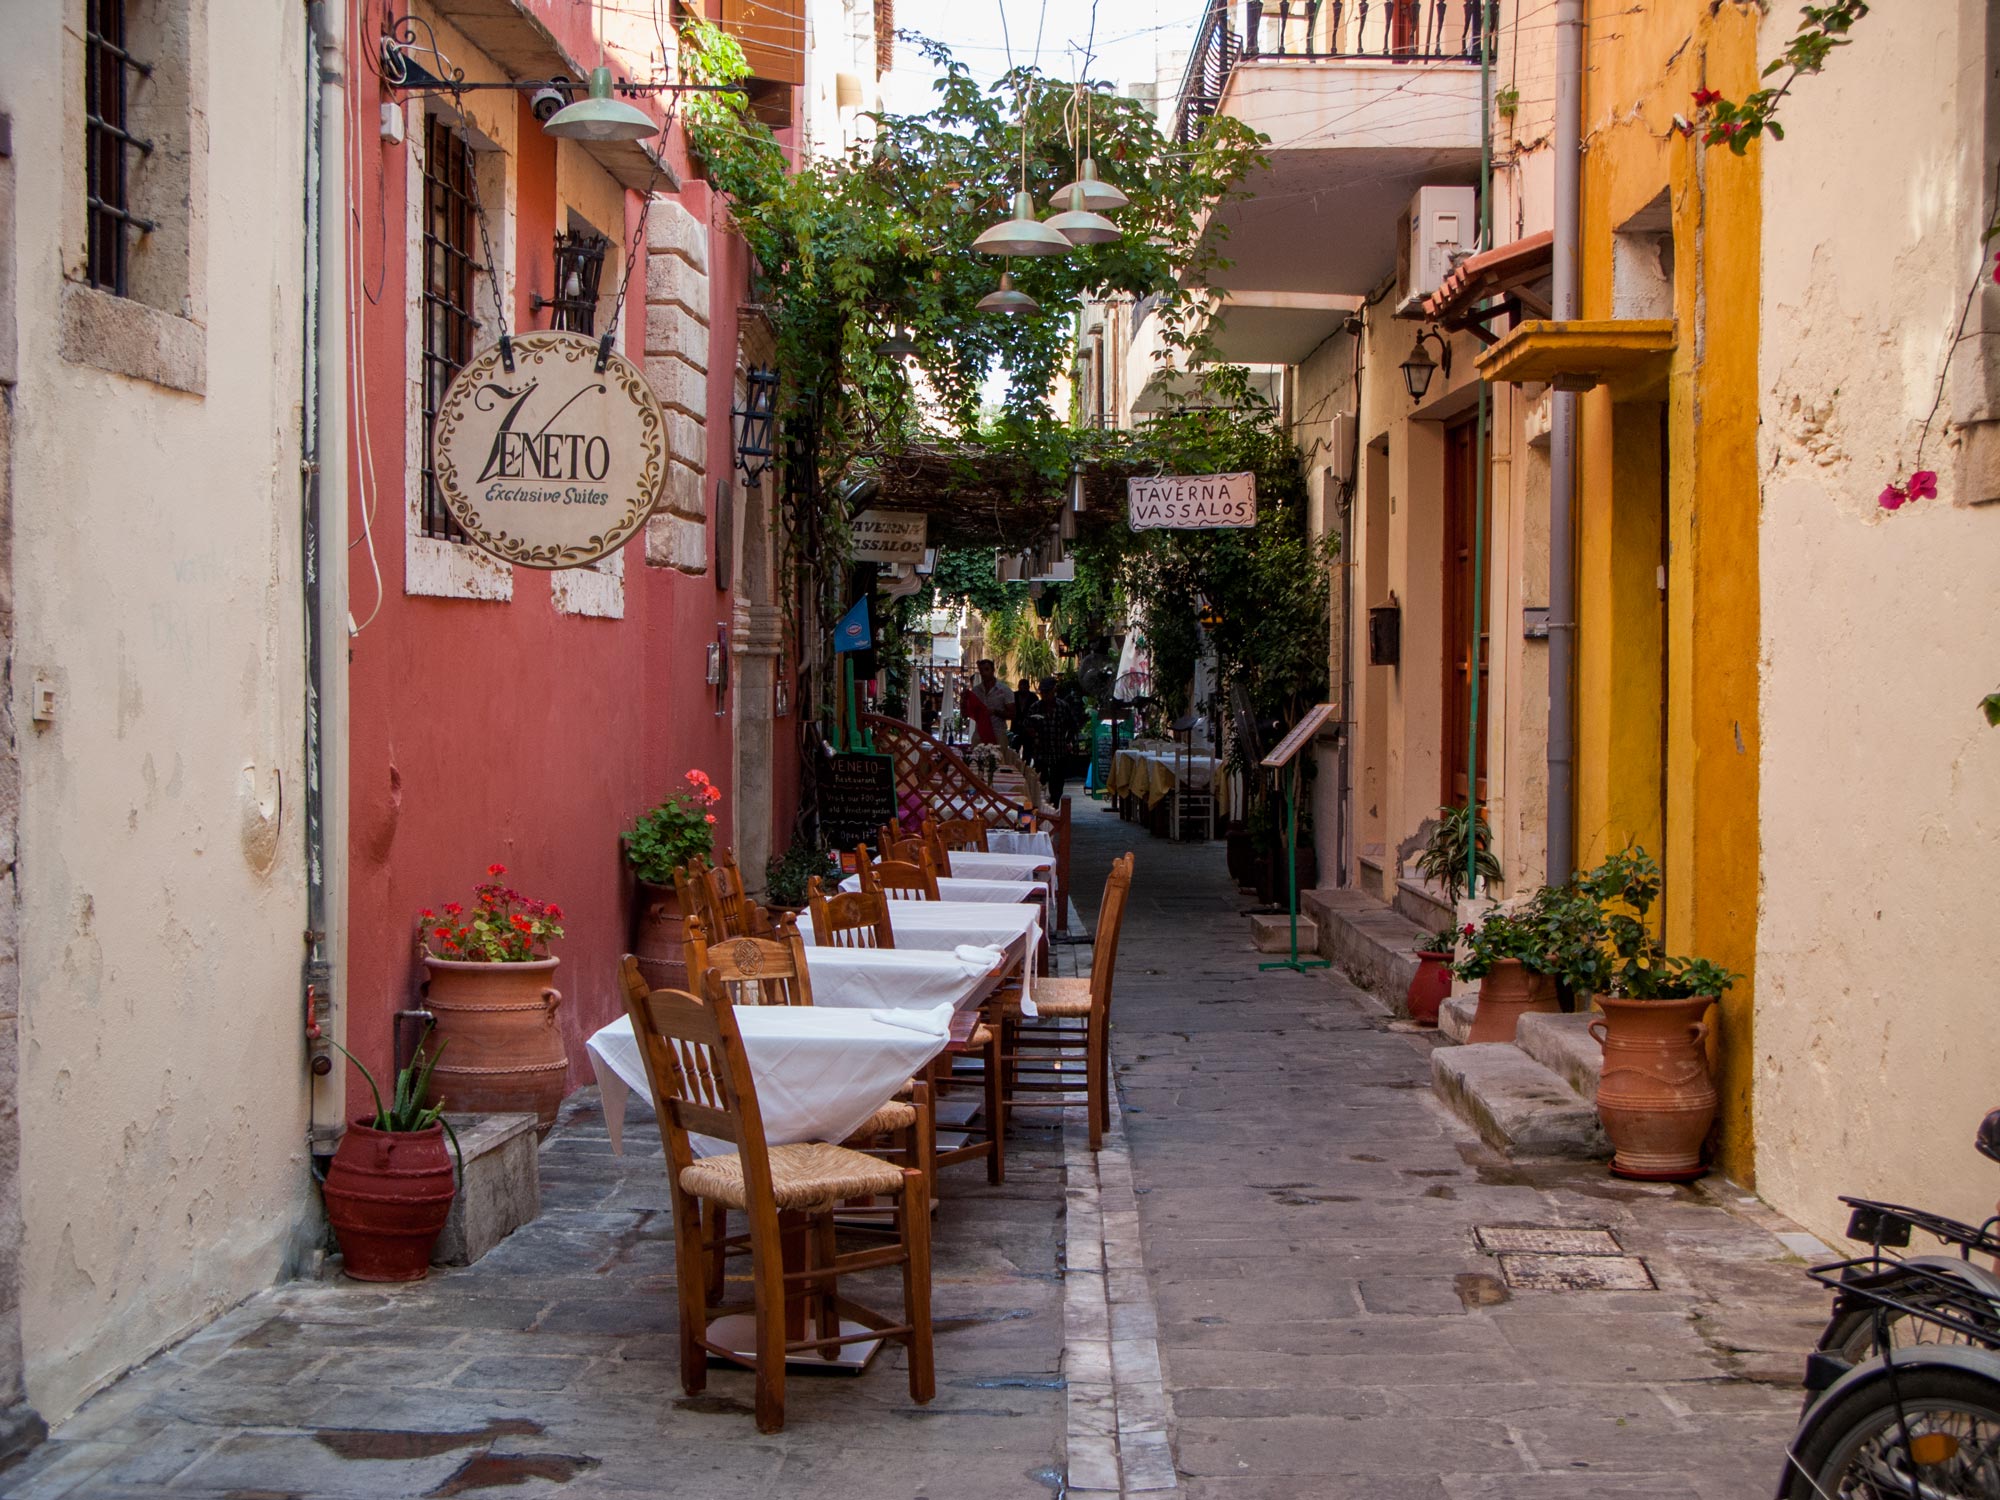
{"left": 987, "top": 830, "right": 1056, "bottom": 857}
{"left": 940, "top": 851, "right": 1052, "bottom": 882}
{"left": 801, "top": 898, "right": 1040, "bottom": 1013}
{"left": 586, "top": 1004, "right": 952, "bottom": 1156}
{"left": 839, "top": 873, "right": 1048, "bottom": 906}
{"left": 805, "top": 944, "right": 1004, "bottom": 1015}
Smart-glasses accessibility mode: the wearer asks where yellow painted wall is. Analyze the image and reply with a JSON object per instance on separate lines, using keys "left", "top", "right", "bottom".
{"left": 1574, "top": 0, "right": 1762, "bottom": 1180}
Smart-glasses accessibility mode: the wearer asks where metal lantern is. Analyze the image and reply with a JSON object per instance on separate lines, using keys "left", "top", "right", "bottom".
{"left": 1400, "top": 331, "right": 1452, "bottom": 402}
{"left": 1045, "top": 184, "right": 1120, "bottom": 246}
{"left": 877, "top": 326, "right": 919, "bottom": 356}
{"left": 976, "top": 271, "right": 1040, "bottom": 315}
{"left": 542, "top": 66, "right": 659, "bottom": 143}
{"left": 1052, "top": 157, "right": 1129, "bottom": 213}
{"left": 972, "top": 190, "right": 1072, "bottom": 257}
{"left": 1069, "top": 463, "right": 1088, "bottom": 512}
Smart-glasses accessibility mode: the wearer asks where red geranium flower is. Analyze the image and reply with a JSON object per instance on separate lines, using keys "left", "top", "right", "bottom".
{"left": 488, "top": 863, "right": 508, "bottom": 876}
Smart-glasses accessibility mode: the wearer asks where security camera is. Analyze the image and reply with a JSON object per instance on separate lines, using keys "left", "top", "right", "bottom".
{"left": 529, "top": 78, "right": 573, "bottom": 123}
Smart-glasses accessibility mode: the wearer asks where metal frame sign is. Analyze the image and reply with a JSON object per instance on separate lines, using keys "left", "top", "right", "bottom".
{"left": 850, "top": 509, "right": 928, "bottom": 564}
{"left": 430, "top": 330, "right": 666, "bottom": 569}
{"left": 1127, "top": 471, "right": 1257, "bottom": 530}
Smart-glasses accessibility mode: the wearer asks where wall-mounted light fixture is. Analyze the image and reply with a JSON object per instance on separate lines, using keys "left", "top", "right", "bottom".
{"left": 530, "top": 230, "right": 610, "bottom": 332}
{"left": 733, "top": 366, "right": 780, "bottom": 486}
{"left": 1400, "top": 329, "right": 1452, "bottom": 402}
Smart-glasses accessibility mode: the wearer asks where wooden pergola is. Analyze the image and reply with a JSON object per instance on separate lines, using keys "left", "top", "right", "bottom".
{"left": 848, "top": 442, "right": 1155, "bottom": 551}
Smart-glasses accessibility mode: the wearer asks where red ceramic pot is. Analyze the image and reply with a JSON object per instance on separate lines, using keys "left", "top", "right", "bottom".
{"left": 1406, "top": 952, "right": 1454, "bottom": 1026}
{"left": 323, "top": 1120, "right": 455, "bottom": 1282}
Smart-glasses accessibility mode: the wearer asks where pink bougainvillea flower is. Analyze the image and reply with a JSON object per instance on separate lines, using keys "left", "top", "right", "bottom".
{"left": 1691, "top": 87, "right": 1723, "bottom": 107}
{"left": 1907, "top": 470, "right": 1938, "bottom": 500}
{"left": 1878, "top": 482, "right": 1909, "bottom": 511}
{"left": 1992, "top": 249, "right": 2000, "bottom": 285}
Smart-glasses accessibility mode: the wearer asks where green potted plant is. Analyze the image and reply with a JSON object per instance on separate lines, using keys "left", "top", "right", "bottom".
{"left": 322, "top": 1032, "right": 460, "bottom": 1282}
{"left": 766, "top": 840, "right": 840, "bottom": 913}
{"left": 623, "top": 769, "right": 723, "bottom": 992}
{"left": 1574, "top": 846, "right": 1740, "bottom": 1181}
{"left": 1410, "top": 805, "right": 1502, "bottom": 1025}
{"left": 419, "top": 865, "right": 567, "bottom": 1132}
{"left": 1451, "top": 906, "right": 1562, "bottom": 1043}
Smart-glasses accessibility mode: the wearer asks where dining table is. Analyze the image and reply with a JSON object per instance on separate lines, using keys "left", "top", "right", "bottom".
{"left": 936, "top": 850, "right": 1052, "bottom": 883}
{"left": 586, "top": 1001, "right": 955, "bottom": 1157}
{"left": 1112, "top": 745, "right": 1221, "bottom": 809}
{"left": 986, "top": 828, "right": 1056, "bottom": 858}
{"left": 804, "top": 897, "right": 1041, "bottom": 1003}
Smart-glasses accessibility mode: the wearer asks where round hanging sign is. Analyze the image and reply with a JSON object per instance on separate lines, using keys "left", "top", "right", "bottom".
{"left": 429, "top": 330, "right": 666, "bottom": 569}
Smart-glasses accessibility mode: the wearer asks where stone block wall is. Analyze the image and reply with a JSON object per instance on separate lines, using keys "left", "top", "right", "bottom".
{"left": 642, "top": 196, "right": 711, "bottom": 571}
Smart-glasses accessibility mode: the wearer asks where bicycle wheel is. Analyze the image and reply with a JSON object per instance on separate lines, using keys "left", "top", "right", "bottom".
{"left": 1783, "top": 1365, "right": 2000, "bottom": 1499}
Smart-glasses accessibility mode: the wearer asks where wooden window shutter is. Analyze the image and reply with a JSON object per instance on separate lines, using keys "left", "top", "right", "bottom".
{"left": 721, "top": 0, "right": 804, "bottom": 86}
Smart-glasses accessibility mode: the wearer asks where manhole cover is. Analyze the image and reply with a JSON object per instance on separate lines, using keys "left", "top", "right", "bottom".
{"left": 1498, "top": 1253, "right": 1655, "bottom": 1291}
{"left": 1475, "top": 1226, "right": 1622, "bottom": 1255}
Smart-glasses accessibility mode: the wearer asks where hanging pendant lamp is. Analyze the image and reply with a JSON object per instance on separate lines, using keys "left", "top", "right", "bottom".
{"left": 1052, "top": 157, "right": 1129, "bottom": 213}
{"left": 877, "top": 326, "right": 919, "bottom": 356}
{"left": 543, "top": 66, "right": 659, "bottom": 142}
{"left": 977, "top": 270, "right": 1041, "bottom": 315}
{"left": 1045, "top": 183, "right": 1120, "bottom": 246}
{"left": 973, "top": 190, "right": 1073, "bottom": 257}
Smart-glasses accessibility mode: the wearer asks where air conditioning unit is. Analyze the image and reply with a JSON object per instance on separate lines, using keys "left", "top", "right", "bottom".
{"left": 1406, "top": 185, "right": 1478, "bottom": 301}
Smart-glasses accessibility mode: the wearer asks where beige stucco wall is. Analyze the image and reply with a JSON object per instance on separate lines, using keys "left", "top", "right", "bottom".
{"left": 1754, "top": 0, "right": 2000, "bottom": 1245}
{"left": 0, "top": 2, "right": 313, "bottom": 1420}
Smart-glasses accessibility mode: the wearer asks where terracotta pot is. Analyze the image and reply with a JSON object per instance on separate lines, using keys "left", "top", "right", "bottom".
{"left": 1590, "top": 996, "right": 1717, "bottom": 1181}
{"left": 1466, "top": 959, "right": 1559, "bottom": 1043}
{"left": 631, "top": 881, "right": 686, "bottom": 992}
{"left": 422, "top": 957, "right": 566, "bottom": 1133}
{"left": 1406, "top": 952, "right": 1453, "bottom": 1027}
{"left": 322, "top": 1119, "right": 455, "bottom": 1282}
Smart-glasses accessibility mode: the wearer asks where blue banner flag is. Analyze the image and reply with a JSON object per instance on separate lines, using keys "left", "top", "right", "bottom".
{"left": 833, "top": 595, "right": 872, "bottom": 653}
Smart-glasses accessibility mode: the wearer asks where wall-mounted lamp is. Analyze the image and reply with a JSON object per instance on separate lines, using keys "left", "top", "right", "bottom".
{"left": 1400, "top": 330, "right": 1452, "bottom": 403}
{"left": 733, "top": 366, "right": 780, "bottom": 486}
{"left": 529, "top": 230, "right": 610, "bottom": 332}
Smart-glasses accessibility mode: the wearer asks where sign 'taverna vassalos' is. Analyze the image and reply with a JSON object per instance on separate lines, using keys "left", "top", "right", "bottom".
{"left": 1127, "top": 471, "right": 1257, "bottom": 530}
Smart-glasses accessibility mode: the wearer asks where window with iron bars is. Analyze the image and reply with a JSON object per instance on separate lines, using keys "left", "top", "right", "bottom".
{"left": 542, "top": 229, "right": 610, "bottom": 334}
{"left": 85, "top": 0, "right": 156, "bottom": 296}
{"left": 421, "top": 113, "right": 480, "bottom": 541}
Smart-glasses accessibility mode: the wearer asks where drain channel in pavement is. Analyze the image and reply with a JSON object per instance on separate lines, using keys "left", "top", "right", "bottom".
{"left": 1497, "top": 1253, "right": 1657, "bottom": 1291}
{"left": 1474, "top": 1225, "right": 1623, "bottom": 1255}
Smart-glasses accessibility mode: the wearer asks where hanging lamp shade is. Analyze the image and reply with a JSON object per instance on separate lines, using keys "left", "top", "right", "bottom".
{"left": 976, "top": 271, "right": 1040, "bottom": 315}
{"left": 543, "top": 67, "right": 659, "bottom": 143}
{"left": 877, "top": 326, "right": 919, "bottom": 356}
{"left": 1046, "top": 184, "right": 1120, "bottom": 246}
{"left": 972, "top": 190, "right": 1073, "bottom": 257}
{"left": 1052, "top": 157, "right": 1129, "bottom": 213}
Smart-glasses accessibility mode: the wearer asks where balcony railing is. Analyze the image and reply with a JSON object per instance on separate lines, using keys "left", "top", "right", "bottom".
{"left": 1175, "top": 0, "right": 1487, "bottom": 143}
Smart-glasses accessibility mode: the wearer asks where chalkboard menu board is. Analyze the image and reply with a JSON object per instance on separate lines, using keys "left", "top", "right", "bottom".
{"left": 821, "top": 752, "right": 898, "bottom": 850}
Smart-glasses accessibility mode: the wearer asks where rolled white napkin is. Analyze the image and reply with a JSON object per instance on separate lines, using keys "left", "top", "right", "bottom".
{"left": 868, "top": 1002, "right": 953, "bottom": 1036}
{"left": 955, "top": 943, "right": 1006, "bottom": 972}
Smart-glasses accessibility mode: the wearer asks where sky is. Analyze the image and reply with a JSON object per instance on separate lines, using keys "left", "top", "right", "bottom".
{"left": 883, "top": 0, "right": 1198, "bottom": 116}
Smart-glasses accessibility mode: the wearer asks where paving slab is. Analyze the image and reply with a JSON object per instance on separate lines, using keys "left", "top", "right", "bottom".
{"left": 1074, "top": 799, "right": 1822, "bottom": 1498}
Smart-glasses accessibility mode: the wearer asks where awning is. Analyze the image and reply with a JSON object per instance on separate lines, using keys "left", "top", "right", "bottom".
{"left": 1475, "top": 318, "right": 1676, "bottom": 392}
{"left": 1422, "top": 230, "right": 1552, "bottom": 328}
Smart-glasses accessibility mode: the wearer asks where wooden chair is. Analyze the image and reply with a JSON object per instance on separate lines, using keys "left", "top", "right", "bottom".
{"left": 619, "top": 964, "right": 934, "bottom": 1433}
{"left": 1001, "top": 852, "right": 1134, "bottom": 1151}
{"left": 933, "top": 816, "right": 990, "bottom": 853}
{"left": 807, "top": 879, "right": 896, "bottom": 949}
{"left": 857, "top": 847, "right": 941, "bottom": 902}
{"left": 704, "top": 848, "right": 774, "bottom": 939}
{"left": 685, "top": 911, "right": 816, "bottom": 1008}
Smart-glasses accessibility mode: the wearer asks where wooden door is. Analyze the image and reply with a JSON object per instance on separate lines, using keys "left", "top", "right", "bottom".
{"left": 1441, "top": 417, "right": 1489, "bottom": 806}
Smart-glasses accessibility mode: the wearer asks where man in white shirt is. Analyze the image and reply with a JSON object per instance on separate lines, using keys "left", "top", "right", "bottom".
{"left": 967, "top": 659, "right": 1014, "bottom": 744}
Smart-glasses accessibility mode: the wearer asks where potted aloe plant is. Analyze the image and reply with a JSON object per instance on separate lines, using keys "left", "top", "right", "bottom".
{"left": 1408, "top": 805, "right": 1501, "bottom": 1025}
{"left": 623, "top": 769, "right": 723, "bottom": 990}
{"left": 323, "top": 1033, "right": 460, "bottom": 1282}
{"left": 1575, "top": 846, "right": 1740, "bottom": 1181}
{"left": 419, "top": 865, "right": 566, "bottom": 1132}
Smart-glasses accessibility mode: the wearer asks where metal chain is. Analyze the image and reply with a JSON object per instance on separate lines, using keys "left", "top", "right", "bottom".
{"left": 448, "top": 85, "right": 518, "bottom": 372}
{"left": 595, "top": 99, "right": 677, "bottom": 371}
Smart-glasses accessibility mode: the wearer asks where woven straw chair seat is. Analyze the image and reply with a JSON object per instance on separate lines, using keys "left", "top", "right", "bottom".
{"left": 847, "top": 1099, "right": 918, "bottom": 1137}
{"left": 1029, "top": 977, "right": 1093, "bottom": 1018}
{"left": 680, "top": 1141, "right": 905, "bottom": 1213}
{"left": 967, "top": 1023, "right": 993, "bottom": 1047}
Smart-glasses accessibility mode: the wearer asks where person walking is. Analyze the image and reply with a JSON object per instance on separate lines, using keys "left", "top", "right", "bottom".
{"left": 966, "top": 659, "right": 1015, "bottom": 745}
{"left": 1023, "top": 676, "right": 1080, "bottom": 806}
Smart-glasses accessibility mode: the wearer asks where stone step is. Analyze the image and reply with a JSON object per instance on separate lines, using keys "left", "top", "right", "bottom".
{"left": 1392, "top": 878, "right": 1454, "bottom": 936}
{"left": 1515, "top": 1011, "right": 1604, "bottom": 1102}
{"left": 1299, "top": 888, "right": 1424, "bottom": 1016}
{"left": 1431, "top": 1044, "right": 1610, "bottom": 1160}
{"left": 434, "top": 1112, "right": 540, "bottom": 1266}
{"left": 1439, "top": 994, "right": 1477, "bottom": 1044}
{"left": 1249, "top": 911, "right": 1320, "bottom": 954}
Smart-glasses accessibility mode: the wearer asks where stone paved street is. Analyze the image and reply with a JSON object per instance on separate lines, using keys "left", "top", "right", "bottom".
{"left": 0, "top": 799, "right": 1834, "bottom": 1499}
{"left": 1071, "top": 800, "right": 1828, "bottom": 1499}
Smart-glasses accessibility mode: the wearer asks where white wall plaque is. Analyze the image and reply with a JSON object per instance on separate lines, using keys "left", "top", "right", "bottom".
{"left": 430, "top": 330, "right": 666, "bottom": 569}
{"left": 1127, "top": 471, "right": 1258, "bottom": 530}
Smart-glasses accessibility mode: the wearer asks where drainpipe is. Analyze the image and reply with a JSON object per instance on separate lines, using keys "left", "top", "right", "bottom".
{"left": 304, "top": 0, "right": 349, "bottom": 1153}
{"left": 1545, "top": 0, "right": 1584, "bottom": 882}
